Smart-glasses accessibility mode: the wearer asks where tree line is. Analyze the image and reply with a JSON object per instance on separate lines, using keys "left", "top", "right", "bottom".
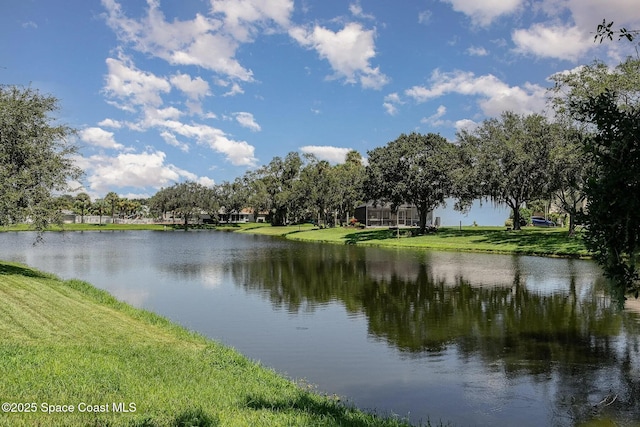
{"left": 145, "top": 150, "right": 366, "bottom": 228}
{"left": 1, "top": 54, "right": 638, "bottom": 297}
{"left": 140, "top": 58, "right": 637, "bottom": 239}
{"left": 52, "top": 192, "right": 146, "bottom": 224}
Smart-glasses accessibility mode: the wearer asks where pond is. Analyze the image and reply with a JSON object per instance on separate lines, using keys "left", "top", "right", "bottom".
{"left": 1, "top": 230, "right": 639, "bottom": 426}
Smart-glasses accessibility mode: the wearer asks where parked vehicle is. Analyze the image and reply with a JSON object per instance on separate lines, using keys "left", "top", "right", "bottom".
{"left": 531, "top": 216, "right": 555, "bottom": 227}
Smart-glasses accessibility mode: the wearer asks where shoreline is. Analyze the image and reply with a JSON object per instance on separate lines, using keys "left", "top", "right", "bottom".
{"left": 0, "top": 260, "right": 413, "bottom": 427}
{"left": 0, "top": 224, "right": 592, "bottom": 425}
{"left": 2, "top": 222, "right": 591, "bottom": 259}
{"left": 234, "top": 224, "right": 592, "bottom": 259}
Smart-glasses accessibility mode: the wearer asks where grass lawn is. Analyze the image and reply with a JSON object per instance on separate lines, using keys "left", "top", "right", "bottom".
{"left": 243, "top": 225, "right": 590, "bottom": 258}
{"left": 1, "top": 222, "right": 276, "bottom": 233}
{"left": 235, "top": 223, "right": 316, "bottom": 236}
{"left": 2, "top": 222, "right": 590, "bottom": 258}
{"left": 0, "top": 261, "right": 413, "bottom": 427}
{"left": 214, "top": 222, "right": 273, "bottom": 232}
{"left": 1, "top": 223, "right": 168, "bottom": 232}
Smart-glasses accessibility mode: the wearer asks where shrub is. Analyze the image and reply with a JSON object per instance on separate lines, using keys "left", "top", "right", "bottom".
{"left": 509, "top": 207, "right": 531, "bottom": 226}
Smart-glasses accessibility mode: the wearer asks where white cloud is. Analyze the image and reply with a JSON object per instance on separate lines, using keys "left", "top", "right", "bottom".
{"left": 405, "top": 69, "right": 546, "bottom": 117}
{"left": 349, "top": 2, "right": 375, "bottom": 20}
{"left": 421, "top": 105, "right": 447, "bottom": 126}
{"left": 455, "top": 119, "right": 479, "bottom": 133}
{"left": 208, "top": 134, "right": 257, "bottom": 166}
{"left": 158, "top": 120, "right": 257, "bottom": 166}
{"left": 145, "top": 106, "right": 184, "bottom": 123}
{"left": 563, "top": 0, "right": 640, "bottom": 29}
{"left": 101, "top": 0, "right": 253, "bottom": 82}
{"left": 512, "top": 24, "right": 591, "bottom": 62}
{"left": 383, "top": 92, "right": 404, "bottom": 115}
{"left": 171, "top": 33, "right": 253, "bottom": 81}
{"left": 290, "top": 22, "right": 388, "bottom": 89}
{"left": 383, "top": 103, "right": 397, "bottom": 115}
{"left": 197, "top": 176, "right": 216, "bottom": 188}
{"left": 466, "top": 46, "right": 488, "bottom": 56}
{"left": 418, "top": 10, "right": 432, "bottom": 25}
{"left": 440, "top": 0, "right": 524, "bottom": 26}
{"left": 170, "top": 72, "right": 211, "bottom": 100}
{"left": 78, "top": 150, "right": 198, "bottom": 194}
{"left": 159, "top": 131, "right": 190, "bottom": 152}
{"left": 223, "top": 82, "right": 244, "bottom": 97}
{"left": 300, "top": 145, "right": 352, "bottom": 164}
{"left": 97, "top": 118, "right": 123, "bottom": 129}
{"left": 211, "top": 0, "right": 294, "bottom": 41}
{"left": 99, "top": 49, "right": 256, "bottom": 166}
{"left": 79, "top": 127, "right": 124, "bottom": 150}
{"left": 522, "top": 1, "right": 640, "bottom": 62}
{"left": 234, "top": 112, "right": 261, "bottom": 131}
{"left": 104, "top": 55, "right": 171, "bottom": 110}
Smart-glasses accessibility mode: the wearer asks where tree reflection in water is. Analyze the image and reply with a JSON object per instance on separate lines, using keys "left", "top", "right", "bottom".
{"left": 231, "top": 242, "right": 640, "bottom": 425}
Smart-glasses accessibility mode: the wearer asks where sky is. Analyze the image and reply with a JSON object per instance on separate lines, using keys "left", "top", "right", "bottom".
{"left": 3, "top": 0, "right": 640, "bottom": 200}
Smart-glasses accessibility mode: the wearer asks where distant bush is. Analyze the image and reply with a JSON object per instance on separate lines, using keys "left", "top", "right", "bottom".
{"left": 549, "top": 212, "right": 566, "bottom": 227}
{"left": 508, "top": 207, "right": 531, "bottom": 226}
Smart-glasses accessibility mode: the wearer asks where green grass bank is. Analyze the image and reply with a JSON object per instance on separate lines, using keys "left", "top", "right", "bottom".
{"left": 0, "top": 223, "right": 169, "bottom": 232}
{"left": 237, "top": 224, "right": 590, "bottom": 258}
{"left": 2, "top": 222, "right": 590, "bottom": 258}
{"left": 0, "top": 261, "right": 413, "bottom": 427}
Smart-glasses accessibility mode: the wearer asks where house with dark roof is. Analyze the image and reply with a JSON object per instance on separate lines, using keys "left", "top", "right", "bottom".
{"left": 354, "top": 203, "right": 436, "bottom": 227}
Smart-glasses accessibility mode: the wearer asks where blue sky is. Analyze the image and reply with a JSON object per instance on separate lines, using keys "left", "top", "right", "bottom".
{"left": 3, "top": 0, "right": 640, "bottom": 199}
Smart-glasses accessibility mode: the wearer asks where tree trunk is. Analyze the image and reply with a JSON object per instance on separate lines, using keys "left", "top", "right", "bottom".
{"left": 512, "top": 202, "right": 521, "bottom": 231}
{"left": 568, "top": 212, "right": 575, "bottom": 237}
{"left": 418, "top": 206, "right": 428, "bottom": 234}
{"left": 272, "top": 208, "right": 286, "bottom": 226}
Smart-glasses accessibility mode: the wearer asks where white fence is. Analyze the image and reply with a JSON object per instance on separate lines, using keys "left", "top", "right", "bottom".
{"left": 64, "top": 215, "right": 156, "bottom": 224}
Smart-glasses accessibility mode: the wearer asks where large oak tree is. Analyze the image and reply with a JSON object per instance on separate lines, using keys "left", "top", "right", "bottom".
{"left": 258, "top": 152, "right": 303, "bottom": 226}
{"left": 0, "top": 85, "right": 81, "bottom": 231}
{"left": 332, "top": 150, "right": 365, "bottom": 224}
{"left": 457, "top": 112, "right": 559, "bottom": 230}
{"left": 149, "top": 181, "right": 215, "bottom": 228}
{"left": 366, "top": 132, "right": 456, "bottom": 234}
{"left": 578, "top": 91, "right": 640, "bottom": 301}
{"left": 550, "top": 52, "right": 640, "bottom": 299}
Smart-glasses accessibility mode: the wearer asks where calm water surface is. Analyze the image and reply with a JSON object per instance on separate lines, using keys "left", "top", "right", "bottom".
{"left": 1, "top": 231, "right": 639, "bottom": 426}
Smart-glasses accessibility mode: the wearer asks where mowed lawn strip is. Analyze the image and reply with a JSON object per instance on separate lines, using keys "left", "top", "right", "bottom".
{"left": 242, "top": 226, "right": 590, "bottom": 258}
{"left": 0, "top": 223, "right": 168, "bottom": 232}
{"left": 0, "top": 261, "right": 413, "bottom": 427}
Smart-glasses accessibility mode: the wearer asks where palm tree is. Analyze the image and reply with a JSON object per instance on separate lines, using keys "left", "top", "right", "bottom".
{"left": 74, "top": 193, "right": 91, "bottom": 224}
{"left": 92, "top": 199, "right": 107, "bottom": 225}
{"left": 104, "top": 192, "right": 119, "bottom": 220}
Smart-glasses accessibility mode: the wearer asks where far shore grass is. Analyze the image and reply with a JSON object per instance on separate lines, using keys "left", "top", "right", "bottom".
{"left": 0, "top": 223, "right": 588, "bottom": 425}
{"left": 2, "top": 221, "right": 590, "bottom": 258}
{"left": 0, "top": 223, "right": 169, "bottom": 232}
{"left": 0, "top": 260, "right": 414, "bottom": 427}
{"left": 238, "top": 224, "right": 591, "bottom": 258}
